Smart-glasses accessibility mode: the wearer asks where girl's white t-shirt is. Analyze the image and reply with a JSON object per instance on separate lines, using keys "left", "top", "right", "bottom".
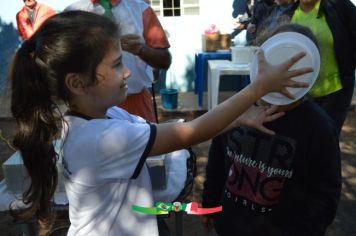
{"left": 62, "top": 107, "right": 158, "bottom": 236}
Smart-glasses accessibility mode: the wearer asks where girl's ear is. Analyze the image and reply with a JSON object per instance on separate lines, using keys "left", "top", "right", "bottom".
{"left": 65, "top": 73, "right": 86, "bottom": 95}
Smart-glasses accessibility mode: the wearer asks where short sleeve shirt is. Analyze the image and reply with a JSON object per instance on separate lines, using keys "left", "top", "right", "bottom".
{"left": 292, "top": 1, "right": 342, "bottom": 97}
{"left": 64, "top": 0, "right": 170, "bottom": 93}
{"left": 63, "top": 107, "right": 158, "bottom": 236}
{"left": 112, "top": 0, "right": 170, "bottom": 93}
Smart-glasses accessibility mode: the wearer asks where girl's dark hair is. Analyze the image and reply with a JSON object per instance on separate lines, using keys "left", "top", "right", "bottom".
{"left": 9, "top": 10, "right": 119, "bottom": 233}
{"left": 255, "top": 23, "right": 319, "bottom": 50}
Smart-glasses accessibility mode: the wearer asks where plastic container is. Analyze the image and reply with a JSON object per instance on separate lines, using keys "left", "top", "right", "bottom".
{"left": 160, "top": 88, "right": 178, "bottom": 109}
{"left": 231, "top": 46, "right": 259, "bottom": 65}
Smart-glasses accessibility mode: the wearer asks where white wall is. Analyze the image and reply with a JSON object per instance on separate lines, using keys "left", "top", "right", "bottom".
{"left": 158, "top": 0, "right": 234, "bottom": 92}
{"left": 199, "top": 0, "right": 235, "bottom": 33}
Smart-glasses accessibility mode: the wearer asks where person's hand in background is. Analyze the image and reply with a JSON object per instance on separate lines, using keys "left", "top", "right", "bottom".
{"left": 121, "top": 33, "right": 171, "bottom": 69}
{"left": 233, "top": 20, "right": 245, "bottom": 30}
{"left": 120, "top": 34, "right": 145, "bottom": 55}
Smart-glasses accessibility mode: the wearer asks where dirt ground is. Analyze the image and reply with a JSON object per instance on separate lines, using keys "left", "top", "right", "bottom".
{"left": 0, "top": 109, "right": 355, "bottom": 235}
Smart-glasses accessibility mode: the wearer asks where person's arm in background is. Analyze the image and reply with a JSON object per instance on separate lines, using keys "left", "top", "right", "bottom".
{"left": 231, "top": 0, "right": 250, "bottom": 32}
{"left": 232, "top": 0, "right": 248, "bottom": 18}
{"left": 250, "top": 0, "right": 267, "bottom": 33}
{"left": 340, "top": 0, "right": 356, "bottom": 66}
{"left": 248, "top": 0, "right": 274, "bottom": 34}
{"left": 120, "top": 7, "right": 171, "bottom": 70}
{"left": 16, "top": 12, "right": 27, "bottom": 40}
{"left": 248, "top": 0, "right": 264, "bottom": 34}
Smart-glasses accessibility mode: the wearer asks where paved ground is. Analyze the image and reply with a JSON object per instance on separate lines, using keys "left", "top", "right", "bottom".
{"left": 0, "top": 92, "right": 355, "bottom": 235}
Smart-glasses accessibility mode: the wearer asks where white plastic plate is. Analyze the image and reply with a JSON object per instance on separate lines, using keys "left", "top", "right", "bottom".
{"left": 249, "top": 32, "right": 320, "bottom": 105}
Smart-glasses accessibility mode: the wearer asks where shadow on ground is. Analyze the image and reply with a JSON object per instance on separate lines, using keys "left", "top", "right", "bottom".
{"left": 0, "top": 107, "right": 355, "bottom": 235}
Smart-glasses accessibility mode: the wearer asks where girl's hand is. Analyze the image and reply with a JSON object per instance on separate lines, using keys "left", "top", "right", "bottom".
{"left": 236, "top": 104, "right": 284, "bottom": 135}
{"left": 253, "top": 50, "right": 313, "bottom": 99}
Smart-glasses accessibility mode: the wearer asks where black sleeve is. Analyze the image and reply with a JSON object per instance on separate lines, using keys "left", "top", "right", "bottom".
{"left": 251, "top": 1, "right": 265, "bottom": 25}
{"left": 341, "top": 0, "right": 356, "bottom": 66}
{"left": 331, "top": 0, "right": 356, "bottom": 67}
{"left": 232, "top": 0, "right": 248, "bottom": 18}
{"left": 202, "top": 134, "right": 228, "bottom": 210}
{"left": 281, "top": 122, "right": 341, "bottom": 235}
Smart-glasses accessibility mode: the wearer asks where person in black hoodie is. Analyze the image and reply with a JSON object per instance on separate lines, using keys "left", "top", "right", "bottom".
{"left": 202, "top": 24, "right": 341, "bottom": 236}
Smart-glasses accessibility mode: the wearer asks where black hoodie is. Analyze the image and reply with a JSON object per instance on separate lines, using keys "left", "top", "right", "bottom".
{"left": 202, "top": 100, "right": 341, "bottom": 236}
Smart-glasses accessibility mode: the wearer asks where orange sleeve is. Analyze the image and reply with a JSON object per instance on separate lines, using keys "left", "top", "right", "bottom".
{"left": 142, "top": 7, "right": 170, "bottom": 49}
{"left": 16, "top": 11, "right": 28, "bottom": 40}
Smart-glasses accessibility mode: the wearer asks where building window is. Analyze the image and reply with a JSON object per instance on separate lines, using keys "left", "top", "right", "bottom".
{"left": 150, "top": 0, "right": 200, "bottom": 17}
{"left": 163, "top": 0, "right": 181, "bottom": 16}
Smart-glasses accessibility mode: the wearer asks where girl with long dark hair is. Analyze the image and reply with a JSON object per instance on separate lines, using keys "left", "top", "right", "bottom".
{"left": 9, "top": 11, "right": 311, "bottom": 235}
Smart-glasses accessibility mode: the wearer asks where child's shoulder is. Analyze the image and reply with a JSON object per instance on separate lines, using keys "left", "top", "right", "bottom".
{"left": 106, "top": 106, "right": 146, "bottom": 123}
{"left": 63, "top": 115, "right": 152, "bottom": 160}
{"left": 66, "top": 115, "right": 145, "bottom": 136}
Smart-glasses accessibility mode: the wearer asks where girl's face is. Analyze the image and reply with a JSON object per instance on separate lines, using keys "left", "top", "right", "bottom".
{"left": 86, "top": 43, "right": 131, "bottom": 113}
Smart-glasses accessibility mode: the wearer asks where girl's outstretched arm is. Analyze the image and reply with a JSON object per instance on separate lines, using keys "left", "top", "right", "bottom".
{"left": 149, "top": 51, "right": 313, "bottom": 155}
